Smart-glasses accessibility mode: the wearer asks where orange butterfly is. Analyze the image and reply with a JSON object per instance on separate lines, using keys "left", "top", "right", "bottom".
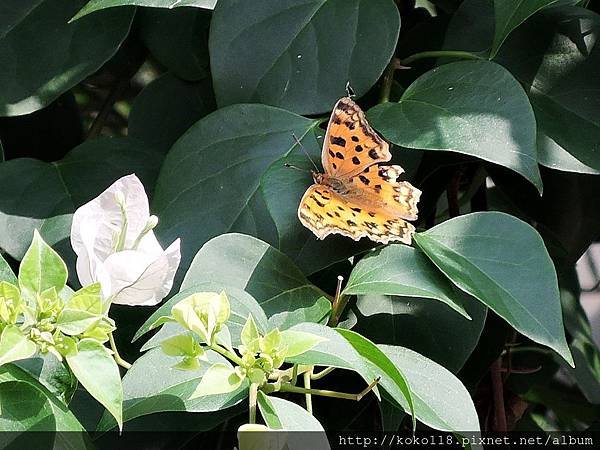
{"left": 298, "top": 97, "right": 421, "bottom": 245}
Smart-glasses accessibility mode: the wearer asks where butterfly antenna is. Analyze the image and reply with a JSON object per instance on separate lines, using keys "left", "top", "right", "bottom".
{"left": 345, "top": 81, "right": 356, "bottom": 98}
{"left": 291, "top": 133, "right": 319, "bottom": 173}
{"left": 283, "top": 162, "right": 310, "bottom": 172}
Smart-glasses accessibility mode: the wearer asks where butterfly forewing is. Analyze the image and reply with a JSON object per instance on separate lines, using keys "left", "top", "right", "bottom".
{"left": 322, "top": 97, "right": 391, "bottom": 178}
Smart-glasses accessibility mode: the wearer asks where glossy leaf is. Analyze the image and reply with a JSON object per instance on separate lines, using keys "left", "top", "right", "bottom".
{"left": 153, "top": 104, "right": 319, "bottom": 273}
{"left": 210, "top": 0, "right": 400, "bottom": 114}
{"left": 0, "top": 0, "right": 133, "bottom": 116}
{"left": 0, "top": 137, "right": 163, "bottom": 262}
{"left": 490, "top": 0, "right": 559, "bottom": 58}
{"left": 279, "top": 330, "right": 327, "bottom": 358}
{"left": 256, "top": 392, "right": 330, "bottom": 450}
{"left": 191, "top": 362, "right": 243, "bottom": 398}
{"left": 343, "top": 245, "right": 469, "bottom": 318}
{"left": 74, "top": 0, "right": 215, "bottom": 20}
{"left": 368, "top": 60, "right": 542, "bottom": 192}
{"left": 66, "top": 339, "right": 123, "bottom": 430}
{"left": 337, "top": 329, "right": 415, "bottom": 429}
{"left": 379, "top": 344, "right": 480, "bottom": 432}
{"left": 353, "top": 293, "right": 487, "bottom": 372}
{"left": 96, "top": 347, "right": 248, "bottom": 431}
{"left": 414, "top": 212, "right": 573, "bottom": 366}
{"left": 180, "top": 234, "right": 330, "bottom": 327}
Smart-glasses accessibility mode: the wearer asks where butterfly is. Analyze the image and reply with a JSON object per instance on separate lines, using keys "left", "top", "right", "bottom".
{"left": 298, "top": 97, "right": 421, "bottom": 245}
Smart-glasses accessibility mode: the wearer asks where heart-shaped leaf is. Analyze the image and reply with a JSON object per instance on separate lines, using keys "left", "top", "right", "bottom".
{"left": 209, "top": 0, "right": 400, "bottom": 114}
{"left": 368, "top": 60, "right": 542, "bottom": 192}
{"left": 414, "top": 212, "right": 573, "bottom": 366}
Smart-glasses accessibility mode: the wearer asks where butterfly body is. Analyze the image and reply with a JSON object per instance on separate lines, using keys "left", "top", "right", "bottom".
{"left": 298, "top": 97, "right": 421, "bottom": 245}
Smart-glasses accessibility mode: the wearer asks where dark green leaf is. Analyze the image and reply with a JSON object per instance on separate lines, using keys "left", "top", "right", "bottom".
{"left": 343, "top": 245, "right": 469, "bottom": 318}
{"left": 490, "top": 0, "right": 559, "bottom": 58}
{"left": 96, "top": 347, "right": 247, "bottom": 431}
{"left": 353, "top": 292, "right": 486, "bottom": 372}
{"left": 0, "top": 0, "right": 44, "bottom": 40}
{"left": 0, "top": 364, "right": 86, "bottom": 433}
{"left": 414, "top": 212, "right": 573, "bottom": 366}
{"left": 139, "top": 7, "right": 211, "bottom": 81}
{"left": 209, "top": 0, "right": 400, "bottom": 114}
{"left": 368, "top": 60, "right": 542, "bottom": 192}
{"left": 129, "top": 73, "right": 215, "bottom": 152}
{"left": 337, "top": 329, "right": 416, "bottom": 430}
{"left": 74, "top": 0, "right": 216, "bottom": 20}
{"left": 379, "top": 344, "right": 480, "bottom": 432}
{"left": 0, "top": 137, "right": 163, "bottom": 262}
{"left": 0, "top": 0, "right": 133, "bottom": 116}
{"left": 153, "top": 104, "right": 318, "bottom": 275}
{"left": 180, "top": 234, "right": 330, "bottom": 327}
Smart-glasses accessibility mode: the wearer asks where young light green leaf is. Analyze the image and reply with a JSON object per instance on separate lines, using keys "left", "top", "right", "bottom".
{"left": 280, "top": 330, "right": 327, "bottom": 358}
{"left": 0, "top": 281, "right": 22, "bottom": 324}
{"left": 237, "top": 423, "right": 289, "bottom": 450}
{"left": 414, "top": 212, "right": 573, "bottom": 366}
{"left": 241, "top": 315, "right": 260, "bottom": 353}
{"left": 171, "top": 291, "right": 230, "bottom": 344}
{"left": 160, "top": 334, "right": 203, "bottom": 358}
{"left": 66, "top": 338, "right": 123, "bottom": 430}
{"left": 0, "top": 253, "right": 17, "bottom": 284}
{"left": 261, "top": 329, "right": 281, "bottom": 354}
{"left": 67, "top": 283, "right": 103, "bottom": 314}
{"left": 149, "top": 315, "right": 176, "bottom": 330}
{"left": 0, "top": 325, "right": 37, "bottom": 366}
{"left": 18, "top": 230, "right": 67, "bottom": 299}
{"left": 191, "top": 362, "right": 244, "bottom": 399}
{"left": 56, "top": 309, "right": 102, "bottom": 336}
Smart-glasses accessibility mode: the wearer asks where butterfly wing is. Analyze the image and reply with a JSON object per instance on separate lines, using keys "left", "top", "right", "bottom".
{"left": 298, "top": 184, "right": 416, "bottom": 245}
{"left": 322, "top": 97, "right": 391, "bottom": 178}
{"left": 349, "top": 165, "right": 421, "bottom": 220}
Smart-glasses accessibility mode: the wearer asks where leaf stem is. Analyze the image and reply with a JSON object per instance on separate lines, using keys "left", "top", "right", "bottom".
{"left": 210, "top": 343, "right": 245, "bottom": 367}
{"left": 311, "top": 367, "right": 335, "bottom": 380}
{"left": 277, "top": 377, "right": 381, "bottom": 401}
{"left": 401, "top": 50, "right": 485, "bottom": 66}
{"left": 249, "top": 383, "right": 258, "bottom": 424}
{"left": 379, "top": 57, "right": 404, "bottom": 103}
{"left": 109, "top": 333, "right": 132, "bottom": 370}
{"left": 304, "top": 370, "right": 313, "bottom": 414}
{"left": 490, "top": 358, "right": 507, "bottom": 432}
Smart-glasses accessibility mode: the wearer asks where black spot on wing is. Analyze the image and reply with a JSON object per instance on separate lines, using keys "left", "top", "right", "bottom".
{"left": 331, "top": 136, "right": 346, "bottom": 147}
{"left": 352, "top": 156, "right": 360, "bottom": 165}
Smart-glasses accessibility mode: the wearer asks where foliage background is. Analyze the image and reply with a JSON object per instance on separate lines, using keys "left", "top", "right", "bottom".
{"left": 1, "top": 0, "right": 600, "bottom": 446}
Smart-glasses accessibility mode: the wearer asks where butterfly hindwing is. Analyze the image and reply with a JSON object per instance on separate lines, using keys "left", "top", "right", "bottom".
{"left": 322, "top": 97, "right": 391, "bottom": 178}
{"left": 298, "top": 184, "right": 415, "bottom": 244}
{"left": 349, "top": 165, "right": 421, "bottom": 220}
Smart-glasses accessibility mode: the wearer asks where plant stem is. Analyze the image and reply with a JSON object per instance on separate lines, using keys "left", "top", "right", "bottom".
{"left": 249, "top": 383, "right": 258, "bottom": 424}
{"left": 109, "top": 333, "right": 132, "bottom": 370}
{"left": 292, "top": 364, "right": 298, "bottom": 385}
{"left": 311, "top": 367, "right": 335, "bottom": 380}
{"left": 210, "top": 343, "right": 245, "bottom": 367}
{"left": 328, "top": 275, "right": 347, "bottom": 327}
{"left": 490, "top": 358, "right": 507, "bottom": 432}
{"left": 304, "top": 370, "right": 313, "bottom": 414}
{"left": 379, "top": 57, "right": 403, "bottom": 103}
{"left": 277, "top": 377, "right": 380, "bottom": 401}
{"left": 86, "top": 76, "right": 130, "bottom": 139}
{"left": 401, "top": 50, "right": 484, "bottom": 66}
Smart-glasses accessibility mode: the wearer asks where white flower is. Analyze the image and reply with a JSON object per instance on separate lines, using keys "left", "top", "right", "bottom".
{"left": 71, "top": 174, "right": 181, "bottom": 306}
